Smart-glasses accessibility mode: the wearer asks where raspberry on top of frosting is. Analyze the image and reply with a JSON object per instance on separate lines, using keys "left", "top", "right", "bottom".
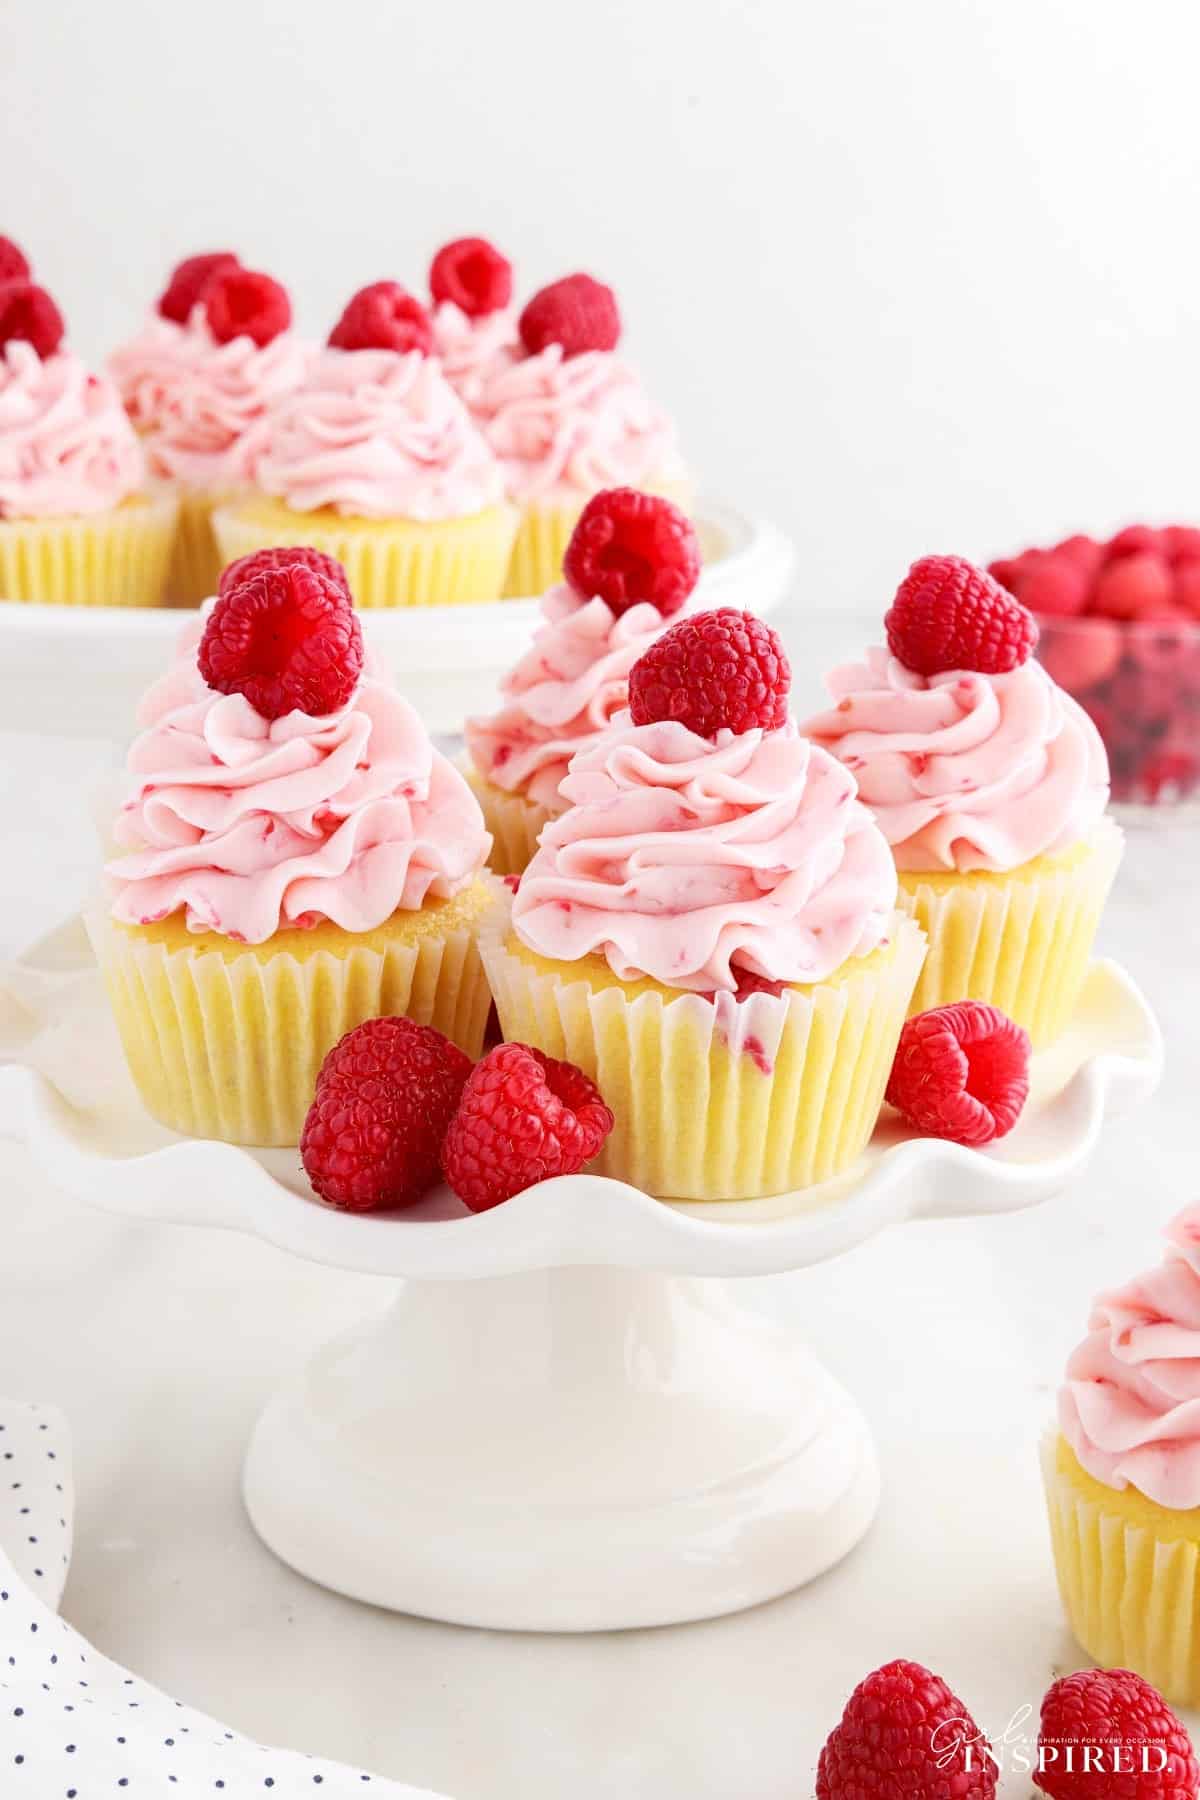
{"left": 0, "top": 338, "right": 145, "bottom": 520}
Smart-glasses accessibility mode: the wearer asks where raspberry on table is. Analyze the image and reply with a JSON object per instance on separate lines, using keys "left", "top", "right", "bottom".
{"left": 628, "top": 608, "right": 791, "bottom": 738}
{"left": 1035, "top": 1670, "right": 1198, "bottom": 1800}
{"left": 329, "top": 281, "right": 433, "bottom": 357}
{"left": 157, "top": 251, "right": 240, "bottom": 325}
{"left": 886, "top": 1001, "right": 1030, "bottom": 1146}
{"left": 441, "top": 1042, "right": 614, "bottom": 1213}
{"left": 817, "top": 1659, "right": 997, "bottom": 1800}
{"left": 886, "top": 554, "right": 1039, "bottom": 676}
{"left": 429, "top": 237, "right": 513, "bottom": 318}
{"left": 563, "top": 487, "right": 701, "bottom": 618}
{"left": 203, "top": 266, "right": 291, "bottom": 348}
{"left": 301, "top": 1017, "right": 473, "bottom": 1212}
{"left": 518, "top": 273, "right": 620, "bottom": 358}
{"left": 198, "top": 562, "right": 364, "bottom": 720}
{"left": 0, "top": 282, "right": 64, "bottom": 360}
{"left": 217, "top": 546, "right": 350, "bottom": 601}
{"left": 0, "top": 235, "right": 32, "bottom": 288}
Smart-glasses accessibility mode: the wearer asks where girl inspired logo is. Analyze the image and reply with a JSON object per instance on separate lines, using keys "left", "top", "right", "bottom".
{"left": 930, "top": 1706, "right": 1172, "bottom": 1778}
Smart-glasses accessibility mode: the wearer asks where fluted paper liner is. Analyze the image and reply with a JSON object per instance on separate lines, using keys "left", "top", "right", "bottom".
{"left": 462, "top": 763, "right": 550, "bottom": 877}
{"left": 480, "top": 914, "right": 926, "bottom": 1200}
{"left": 0, "top": 493, "right": 177, "bottom": 607}
{"left": 165, "top": 487, "right": 235, "bottom": 607}
{"left": 500, "top": 477, "right": 694, "bottom": 599}
{"left": 897, "top": 817, "right": 1123, "bottom": 1047}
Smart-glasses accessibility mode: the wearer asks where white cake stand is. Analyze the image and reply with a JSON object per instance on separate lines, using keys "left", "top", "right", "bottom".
{"left": 0, "top": 918, "right": 1162, "bottom": 1632}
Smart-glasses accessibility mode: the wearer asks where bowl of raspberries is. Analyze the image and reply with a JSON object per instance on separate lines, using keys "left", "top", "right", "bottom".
{"left": 990, "top": 524, "right": 1200, "bottom": 809}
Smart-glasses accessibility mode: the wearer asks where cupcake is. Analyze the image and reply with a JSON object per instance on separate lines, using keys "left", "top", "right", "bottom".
{"left": 212, "top": 281, "right": 517, "bottom": 608}
{"left": 1043, "top": 1206, "right": 1200, "bottom": 1707}
{"left": 464, "top": 488, "right": 701, "bottom": 875}
{"left": 88, "top": 551, "right": 500, "bottom": 1146}
{"left": 109, "top": 255, "right": 311, "bottom": 605}
{"left": 801, "top": 555, "right": 1122, "bottom": 1047}
{"left": 480, "top": 608, "right": 926, "bottom": 1201}
{"left": 0, "top": 281, "right": 175, "bottom": 606}
{"left": 427, "top": 235, "right": 519, "bottom": 415}
{"left": 474, "top": 272, "right": 688, "bottom": 597}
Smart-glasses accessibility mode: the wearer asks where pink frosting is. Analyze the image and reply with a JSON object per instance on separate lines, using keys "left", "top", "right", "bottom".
{"left": 464, "top": 585, "right": 667, "bottom": 813}
{"left": 430, "top": 301, "right": 519, "bottom": 414}
{"left": 255, "top": 347, "right": 505, "bottom": 521}
{"left": 800, "top": 646, "right": 1110, "bottom": 873}
{"left": 0, "top": 342, "right": 145, "bottom": 520}
{"left": 108, "top": 309, "right": 313, "bottom": 492}
{"left": 1059, "top": 1209, "right": 1200, "bottom": 1510}
{"left": 511, "top": 716, "right": 896, "bottom": 991}
{"left": 476, "top": 345, "right": 684, "bottom": 503}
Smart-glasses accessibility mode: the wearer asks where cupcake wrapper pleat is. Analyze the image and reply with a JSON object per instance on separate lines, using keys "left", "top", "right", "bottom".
{"left": 0, "top": 495, "right": 178, "bottom": 607}
{"left": 461, "top": 764, "right": 550, "bottom": 877}
{"left": 165, "top": 488, "right": 234, "bottom": 607}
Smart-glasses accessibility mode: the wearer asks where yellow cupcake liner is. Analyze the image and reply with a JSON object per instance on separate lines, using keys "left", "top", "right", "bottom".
{"left": 1041, "top": 1432, "right": 1200, "bottom": 1707}
{"left": 212, "top": 496, "right": 518, "bottom": 608}
{"left": 86, "top": 877, "right": 505, "bottom": 1147}
{"left": 0, "top": 493, "right": 178, "bottom": 607}
{"left": 461, "top": 763, "right": 551, "bottom": 876}
{"left": 479, "top": 914, "right": 926, "bottom": 1200}
{"left": 501, "top": 476, "right": 694, "bottom": 599}
{"left": 165, "top": 486, "right": 236, "bottom": 607}
{"left": 897, "top": 817, "right": 1123, "bottom": 1048}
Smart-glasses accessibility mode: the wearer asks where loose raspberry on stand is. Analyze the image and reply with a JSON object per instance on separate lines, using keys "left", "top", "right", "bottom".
{"left": 217, "top": 545, "right": 351, "bottom": 601}
{"left": 886, "top": 555, "right": 1039, "bottom": 676}
{"left": 518, "top": 273, "right": 620, "bottom": 358}
{"left": 1035, "top": 1670, "right": 1198, "bottom": 1800}
{"left": 329, "top": 281, "right": 433, "bottom": 356}
{"left": 817, "top": 1659, "right": 997, "bottom": 1800}
{"left": 886, "top": 1001, "right": 1031, "bottom": 1147}
{"left": 157, "top": 250, "right": 240, "bottom": 325}
{"left": 199, "top": 563, "right": 364, "bottom": 719}
{"left": 429, "top": 236, "right": 513, "bottom": 318}
{"left": 563, "top": 488, "right": 701, "bottom": 618}
{"left": 301, "top": 1018, "right": 473, "bottom": 1212}
{"left": 442, "top": 1043, "right": 614, "bottom": 1213}
{"left": 628, "top": 608, "right": 790, "bottom": 738}
{"left": 0, "top": 235, "right": 31, "bottom": 287}
{"left": 0, "top": 282, "right": 65, "bottom": 359}
{"left": 203, "top": 266, "right": 291, "bottom": 348}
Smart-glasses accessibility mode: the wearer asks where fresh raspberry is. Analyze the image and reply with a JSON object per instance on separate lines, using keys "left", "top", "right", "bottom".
{"left": 0, "top": 282, "right": 64, "bottom": 360}
{"left": 429, "top": 236, "right": 513, "bottom": 318}
{"left": 217, "top": 545, "right": 350, "bottom": 601}
{"left": 156, "top": 251, "right": 240, "bottom": 325}
{"left": 1174, "top": 563, "right": 1200, "bottom": 618}
{"left": 1093, "top": 551, "right": 1173, "bottom": 621}
{"left": 1055, "top": 533, "right": 1105, "bottom": 574}
{"left": 1107, "top": 523, "right": 1165, "bottom": 561}
{"left": 817, "top": 1659, "right": 997, "bottom": 1800}
{"left": 1036, "top": 1670, "right": 1198, "bottom": 1800}
{"left": 203, "top": 266, "right": 291, "bottom": 348}
{"left": 1020, "top": 554, "right": 1092, "bottom": 619}
{"left": 518, "top": 273, "right": 620, "bottom": 358}
{"left": 886, "top": 1001, "right": 1030, "bottom": 1146}
{"left": 563, "top": 488, "right": 701, "bottom": 618}
{"left": 442, "top": 1043, "right": 613, "bottom": 1213}
{"left": 886, "top": 555, "right": 1038, "bottom": 676}
{"left": 1163, "top": 525, "right": 1200, "bottom": 566}
{"left": 1037, "top": 618, "right": 1122, "bottom": 694}
{"left": 328, "top": 281, "right": 433, "bottom": 356}
{"left": 628, "top": 608, "right": 790, "bottom": 738}
{"left": 198, "top": 563, "right": 363, "bottom": 720}
{"left": 301, "top": 1017, "right": 472, "bottom": 1212}
{"left": 0, "top": 236, "right": 31, "bottom": 287}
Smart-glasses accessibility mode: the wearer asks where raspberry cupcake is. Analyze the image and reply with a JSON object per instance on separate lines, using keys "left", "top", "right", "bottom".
{"left": 1043, "top": 1206, "right": 1200, "bottom": 1707}
{"left": 464, "top": 488, "right": 700, "bottom": 875}
{"left": 212, "top": 282, "right": 517, "bottom": 608}
{"left": 801, "top": 556, "right": 1122, "bottom": 1046}
{"left": 0, "top": 282, "right": 175, "bottom": 606}
{"left": 474, "top": 272, "right": 687, "bottom": 597}
{"left": 109, "top": 256, "right": 312, "bottom": 605}
{"left": 427, "top": 236, "right": 519, "bottom": 415}
{"left": 480, "top": 610, "right": 926, "bottom": 1201}
{"left": 88, "top": 552, "right": 501, "bottom": 1146}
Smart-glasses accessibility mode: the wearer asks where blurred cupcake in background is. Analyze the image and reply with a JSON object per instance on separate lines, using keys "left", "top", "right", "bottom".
{"left": 109, "top": 254, "right": 311, "bottom": 605}
{"left": 213, "top": 280, "right": 517, "bottom": 607}
{"left": 427, "top": 235, "right": 519, "bottom": 415}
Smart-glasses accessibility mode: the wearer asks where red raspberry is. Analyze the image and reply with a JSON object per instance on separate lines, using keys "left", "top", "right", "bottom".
{"left": 0, "top": 236, "right": 31, "bottom": 287}
{"left": 563, "top": 487, "right": 701, "bottom": 618}
{"left": 442, "top": 1043, "right": 613, "bottom": 1213}
{"left": 628, "top": 608, "right": 790, "bottom": 738}
{"left": 1163, "top": 525, "right": 1200, "bottom": 565}
{"left": 1020, "top": 553, "right": 1091, "bottom": 619}
{"left": 817, "top": 1659, "right": 997, "bottom": 1800}
{"left": 1107, "top": 523, "right": 1166, "bottom": 561}
{"left": 1093, "top": 551, "right": 1173, "bottom": 621}
{"left": 203, "top": 266, "right": 291, "bottom": 348}
{"left": 1055, "top": 533, "right": 1104, "bottom": 574}
{"left": 1174, "top": 562, "right": 1200, "bottom": 618}
{"left": 1036, "top": 1670, "right": 1198, "bottom": 1800}
{"left": 886, "top": 555, "right": 1038, "bottom": 676}
{"left": 518, "top": 273, "right": 620, "bottom": 358}
{"left": 198, "top": 563, "right": 364, "bottom": 720}
{"left": 0, "top": 282, "right": 64, "bottom": 360}
{"left": 301, "top": 1017, "right": 472, "bottom": 1212}
{"left": 328, "top": 281, "right": 433, "bottom": 356}
{"left": 886, "top": 1001, "right": 1030, "bottom": 1146}
{"left": 157, "top": 251, "right": 240, "bottom": 325}
{"left": 217, "top": 545, "right": 350, "bottom": 601}
{"left": 429, "top": 236, "right": 513, "bottom": 318}
{"left": 1037, "top": 618, "right": 1122, "bottom": 694}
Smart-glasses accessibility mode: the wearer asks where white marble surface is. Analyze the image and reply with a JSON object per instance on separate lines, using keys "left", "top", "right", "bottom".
{"left": 0, "top": 706, "right": 1196, "bottom": 1797}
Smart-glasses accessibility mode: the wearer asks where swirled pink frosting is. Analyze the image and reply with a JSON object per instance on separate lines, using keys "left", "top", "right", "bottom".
{"left": 109, "top": 309, "right": 313, "bottom": 492}
{"left": 430, "top": 301, "right": 519, "bottom": 415}
{"left": 107, "top": 653, "right": 490, "bottom": 944}
{"left": 0, "top": 342, "right": 145, "bottom": 520}
{"left": 256, "top": 347, "right": 505, "bottom": 521}
{"left": 511, "top": 716, "right": 896, "bottom": 991}
{"left": 464, "top": 585, "right": 667, "bottom": 813}
{"left": 476, "top": 345, "right": 684, "bottom": 503}
{"left": 800, "top": 646, "right": 1110, "bottom": 873}
{"left": 1059, "top": 1209, "right": 1200, "bottom": 1509}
